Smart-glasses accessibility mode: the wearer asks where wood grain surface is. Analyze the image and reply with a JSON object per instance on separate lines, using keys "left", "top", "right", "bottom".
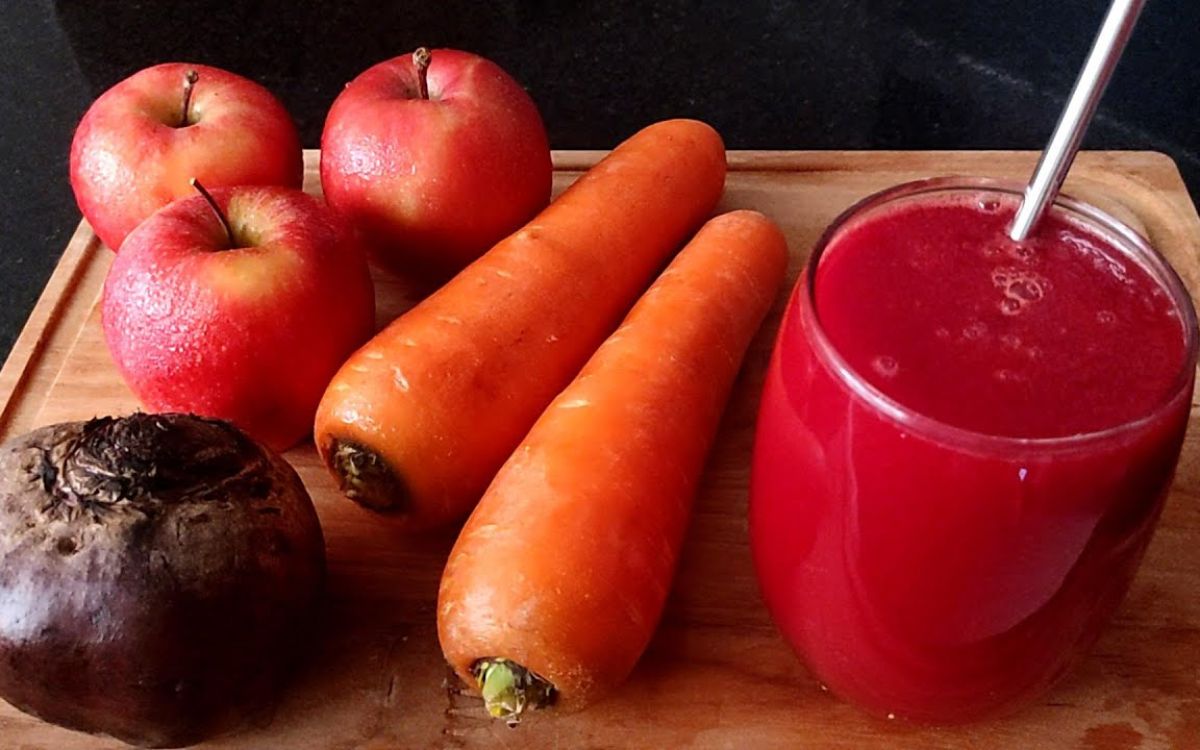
{"left": 0, "top": 150, "right": 1197, "bottom": 749}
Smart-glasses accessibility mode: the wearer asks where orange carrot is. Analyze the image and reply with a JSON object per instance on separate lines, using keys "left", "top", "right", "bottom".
{"left": 313, "top": 119, "right": 726, "bottom": 530}
{"left": 437, "top": 210, "right": 788, "bottom": 721}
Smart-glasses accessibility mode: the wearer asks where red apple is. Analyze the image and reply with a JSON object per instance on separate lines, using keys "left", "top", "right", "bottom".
{"left": 102, "top": 183, "right": 375, "bottom": 451}
{"left": 320, "top": 48, "right": 552, "bottom": 275}
{"left": 71, "top": 63, "right": 303, "bottom": 251}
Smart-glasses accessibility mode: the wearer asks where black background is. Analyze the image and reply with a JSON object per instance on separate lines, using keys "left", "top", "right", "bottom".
{"left": 2, "top": 0, "right": 1198, "bottom": 360}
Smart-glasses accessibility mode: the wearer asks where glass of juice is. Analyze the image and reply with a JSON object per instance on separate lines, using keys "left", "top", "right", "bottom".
{"left": 749, "top": 177, "right": 1198, "bottom": 722}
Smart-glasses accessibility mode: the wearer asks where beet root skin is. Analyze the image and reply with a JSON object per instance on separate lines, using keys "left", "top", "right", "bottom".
{"left": 0, "top": 413, "right": 326, "bottom": 748}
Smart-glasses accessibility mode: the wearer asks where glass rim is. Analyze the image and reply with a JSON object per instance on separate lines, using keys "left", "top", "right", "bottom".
{"left": 801, "top": 175, "right": 1200, "bottom": 453}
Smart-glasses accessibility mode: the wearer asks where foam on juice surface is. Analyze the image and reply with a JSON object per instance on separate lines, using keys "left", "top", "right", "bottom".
{"left": 814, "top": 192, "right": 1186, "bottom": 438}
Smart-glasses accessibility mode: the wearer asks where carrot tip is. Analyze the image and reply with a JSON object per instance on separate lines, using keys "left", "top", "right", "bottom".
{"left": 473, "top": 658, "right": 556, "bottom": 725}
{"left": 328, "top": 439, "right": 409, "bottom": 513}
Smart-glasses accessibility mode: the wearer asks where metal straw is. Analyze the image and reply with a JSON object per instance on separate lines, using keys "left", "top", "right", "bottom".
{"left": 1008, "top": 0, "right": 1147, "bottom": 242}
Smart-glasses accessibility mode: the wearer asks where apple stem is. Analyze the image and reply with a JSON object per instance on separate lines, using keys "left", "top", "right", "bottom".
{"left": 180, "top": 69, "right": 199, "bottom": 127}
{"left": 413, "top": 47, "right": 432, "bottom": 100}
{"left": 189, "top": 178, "right": 235, "bottom": 248}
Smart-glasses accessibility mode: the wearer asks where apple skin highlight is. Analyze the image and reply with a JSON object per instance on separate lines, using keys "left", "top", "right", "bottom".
{"left": 101, "top": 185, "right": 375, "bottom": 451}
{"left": 320, "top": 48, "right": 552, "bottom": 276}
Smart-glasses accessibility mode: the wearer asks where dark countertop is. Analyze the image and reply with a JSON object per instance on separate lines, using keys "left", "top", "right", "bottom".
{"left": 3, "top": 0, "right": 1198, "bottom": 362}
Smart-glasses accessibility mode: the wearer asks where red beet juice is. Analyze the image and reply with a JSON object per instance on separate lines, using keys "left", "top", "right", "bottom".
{"left": 750, "top": 179, "right": 1198, "bottom": 721}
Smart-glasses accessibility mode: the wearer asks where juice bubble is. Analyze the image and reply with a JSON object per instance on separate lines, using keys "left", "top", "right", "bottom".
{"left": 982, "top": 237, "right": 1037, "bottom": 263}
{"left": 963, "top": 321, "right": 988, "bottom": 340}
{"left": 908, "top": 247, "right": 934, "bottom": 271}
{"left": 871, "top": 355, "right": 899, "bottom": 378}
{"left": 1006, "top": 242, "right": 1037, "bottom": 263}
{"left": 1060, "top": 230, "right": 1132, "bottom": 284}
{"left": 935, "top": 326, "right": 951, "bottom": 340}
{"left": 1011, "top": 278, "right": 1044, "bottom": 301}
{"left": 994, "top": 368, "right": 1026, "bottom": 383}
{"left": 992, "top": 267, "right": 1047, "bottom": 300}
{"left": 1098, "top": 255, "right": 1129, "bottom": 283}
{"left": 1000, "top": 334, "right": 1022, "bottom": 349}
{"left": 977, "top": 198, "right": 1001, "bottom": 214}
{"left": 992, "top": 267, "right": 1048, "bottom": 315}
{"left": 1097, "top": 310, "right": 1116, "bottom": 325}
{"left": 1059, "top": 229, "right": 1090, "bottom": 255}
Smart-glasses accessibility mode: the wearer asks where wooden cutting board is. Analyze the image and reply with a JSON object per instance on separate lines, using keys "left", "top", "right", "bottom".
{"left": 1, "top": 151, "right": 1198, "bottom": 750}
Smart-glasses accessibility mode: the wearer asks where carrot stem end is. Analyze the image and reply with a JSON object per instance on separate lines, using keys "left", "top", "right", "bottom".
{"left": 328, "top": 440, "right": 408, "bottom": 513}
{"left": 473, "top": 658, "right": 556, "bottom": 725}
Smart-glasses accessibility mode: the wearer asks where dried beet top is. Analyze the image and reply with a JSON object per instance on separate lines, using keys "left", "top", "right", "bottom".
{"left": 0, "top": 413, "right": 326, "bottom": 748}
